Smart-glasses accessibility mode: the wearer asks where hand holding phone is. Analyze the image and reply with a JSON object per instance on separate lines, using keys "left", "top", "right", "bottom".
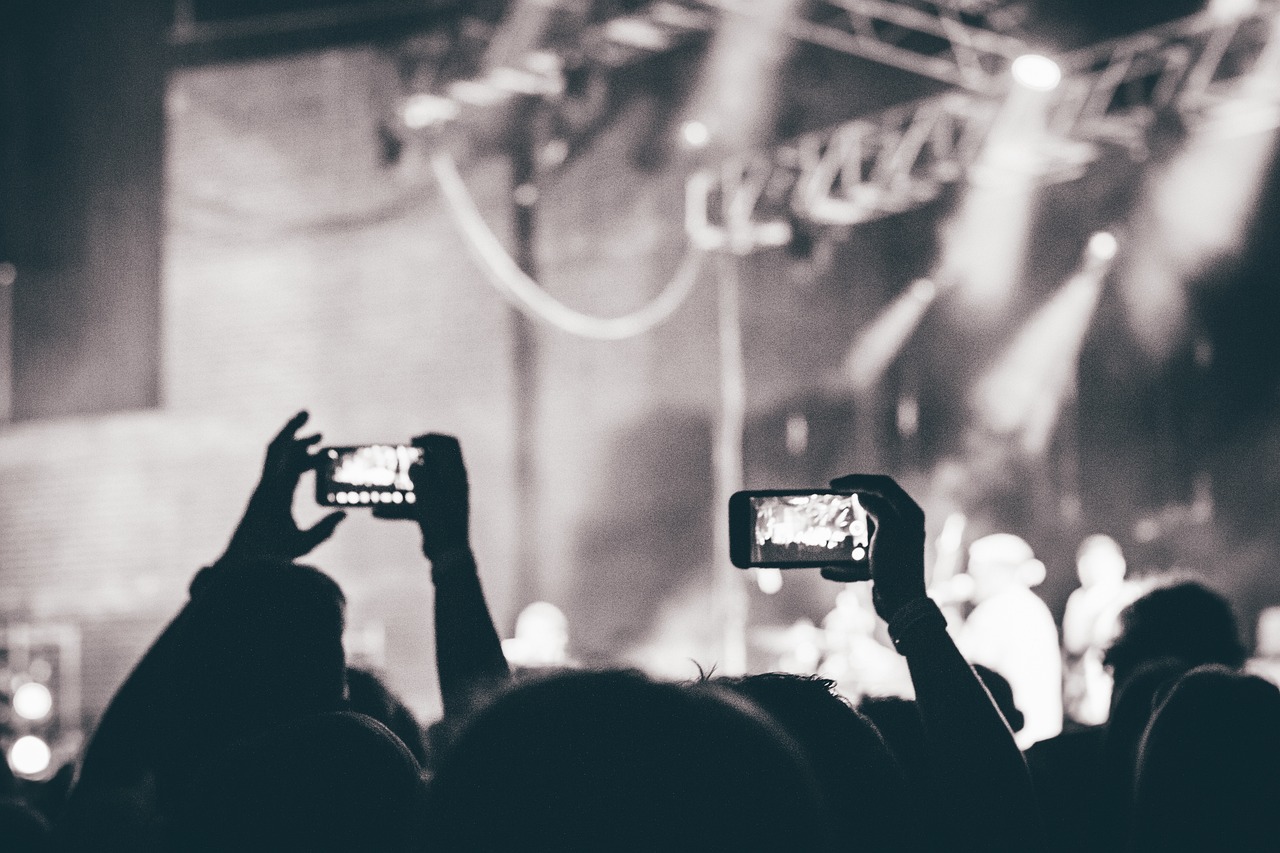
{"left": 820, "top": 474, "right": 927, "bottom": 621}
{"left": 358, "top": 434, "right": 471, "bottom": 564}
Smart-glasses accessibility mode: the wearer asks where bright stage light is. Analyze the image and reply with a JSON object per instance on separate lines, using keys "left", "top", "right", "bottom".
{"left": 8, "top": 735, "right": 52, "bottom": 777}
{"left": 975, "top": 257, "right": 1111, "bottom": 454}
{"left": 1087, "top": 231, "right": 1118, "bottom": 262}
{"left": 680, "top": 0, "right": 799, "bottom": 154}
{"left": 1208, "top": 0, "right": 1259, "bottom": 22}
{"left": 401, "top": 94, "right": 459, "bottom": 130}
{"left": 841, "top": 278, "right": 940, "bottom": 395}
{"left": 680, "top": 120, "right": 711, "bottom": 149}
{"left": 1011, "top": 54, "right": 1062, "bottom": 92}
{"left": 12, "top": 682, "right": 53, "bottom": 721}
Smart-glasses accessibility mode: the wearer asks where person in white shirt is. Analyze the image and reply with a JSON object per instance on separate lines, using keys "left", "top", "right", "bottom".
{"left": 957, "top": 533, "right": 1063, "bottom": 749}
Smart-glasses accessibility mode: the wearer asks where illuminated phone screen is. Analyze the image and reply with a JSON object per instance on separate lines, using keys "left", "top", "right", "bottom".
{"left": 317, "top": 445, "right": 424, "bottom": 507}
{"left": 749, "top": 493, "right": 869, "bottom": 564}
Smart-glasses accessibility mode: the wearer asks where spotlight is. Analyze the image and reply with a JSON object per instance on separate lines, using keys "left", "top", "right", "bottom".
{"left": 1087, "top": 231, "right": 1119, "bottom": 261}
{"left": 680, "top": 120, "right": 711, "bottom": 149}
{"left": 1011, "top": 54, "right": 1062, "bottom": 92}
{"left": 910, "top": 278, "right": 937, "bottom": 302}
{"left": 8, "top": 735, "right": 51, "bottom": 777}
{"left": 401, "top": 94, "right": 459, "bottom": 130}
{"left": 12, "top": 682, "right": 53, "bottom": 721}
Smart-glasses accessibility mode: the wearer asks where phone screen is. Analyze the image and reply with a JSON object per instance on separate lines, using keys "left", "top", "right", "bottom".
{"left": 729, "top": 490, "right": 871, "bottom": 570}
{"left": 316, "top": 445, "right": 424, "bottom": 507}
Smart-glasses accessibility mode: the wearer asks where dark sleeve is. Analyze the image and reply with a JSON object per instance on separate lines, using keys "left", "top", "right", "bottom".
{"left": 430, "top": 549, "right": 510, "bottom": 721}
{"left": 892, "top": 598, "right": 1047, "bottom": 852}
{"left": 69, "top": 609, "right": 189, "bottom": 794}
{"left": 69, "top": 561, "right": 231, "bottom": 793}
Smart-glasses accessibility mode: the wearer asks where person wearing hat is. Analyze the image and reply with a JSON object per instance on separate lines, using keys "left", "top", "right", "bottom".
{"left": 957, "top": 533, "right": 1063, "bottom": 749}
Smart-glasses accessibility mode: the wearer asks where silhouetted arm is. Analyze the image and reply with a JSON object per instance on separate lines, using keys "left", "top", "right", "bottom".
{"left": 430, "top": 547, "right": 509, "bottom": 719}
{"left": 823, "top": 475, "right": 1046, "bottom": 852}
{"left": 395, "top": 435, "right": 509, "bottom": 720}
{"left": 68, "top": 413, "right": 346, "bottom": 805}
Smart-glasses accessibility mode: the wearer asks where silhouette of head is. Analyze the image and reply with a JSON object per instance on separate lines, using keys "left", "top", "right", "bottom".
{"left": 1131, "top": 665, "right": 1280, "bottom": 852}
{"left": 425, "top": 669, "right": 832, "bottom": 850}
{"left": 715, "top": 673, "right": 916, "bottom": 851}
{"left": 161, "top": 560, "right": 348, "bottom": 797}
{"left": 1103, "top": 657, "right": 1189, "bottom": 770}
{"left": 173, "top": 710, "right": 424, "bottom": 852}
{"left": 1103, "top": 578, "right": 1245, "bottom": 688}
{"left": 345, "top": 667, "right": 428, "bottom": 767}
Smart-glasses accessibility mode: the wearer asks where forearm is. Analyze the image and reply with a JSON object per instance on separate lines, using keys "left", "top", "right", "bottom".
{"left": 893, "top": 598, "right": 1046, "bottom": 850}
{"left": 431, "top": 548, "right": 510, "bottom": 720}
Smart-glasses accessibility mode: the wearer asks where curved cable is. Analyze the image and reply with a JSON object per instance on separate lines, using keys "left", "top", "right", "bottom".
{"left": 431, "top": 151, "right": 703, "bottom": 341}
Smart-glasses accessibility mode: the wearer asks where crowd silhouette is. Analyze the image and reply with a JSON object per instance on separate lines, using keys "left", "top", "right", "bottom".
{"left": 2, "top": 412, "right": 1276, "bottom": 851}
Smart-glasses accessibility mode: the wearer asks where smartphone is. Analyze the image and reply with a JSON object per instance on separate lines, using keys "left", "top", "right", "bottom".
{"left": 728, "top": 489, "right": 871, "bottom": 573}
{"left": 315, "top": 445, "right": 425, "bottom": 508}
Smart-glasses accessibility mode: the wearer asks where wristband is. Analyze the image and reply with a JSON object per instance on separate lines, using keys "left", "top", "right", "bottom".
{"left": 886, "top": 597, "right": 946, "bottom": 653}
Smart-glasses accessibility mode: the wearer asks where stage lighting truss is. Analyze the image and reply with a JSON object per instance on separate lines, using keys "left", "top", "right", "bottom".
{"left": 400, "top": 1, "right": 1278, "bottom": 250}
{"left": 704, "top": 0, "right": 1030, "bottom": 93}
{"left": 694, "top": 0, "right": 1280, "bottom": 238}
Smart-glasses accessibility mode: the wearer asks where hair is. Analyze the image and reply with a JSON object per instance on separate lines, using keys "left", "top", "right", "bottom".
{"left": 1131, "top": 665, "right": 1280, "bottom": 852}
{"left": 714, "top": 673, "right": 917, "bottom": 851}
{"left": 1103, "top": 578, "right": 1245, "bottom": 685}
{"left": 424, "top": 668, "right": 833, "bottom": 850}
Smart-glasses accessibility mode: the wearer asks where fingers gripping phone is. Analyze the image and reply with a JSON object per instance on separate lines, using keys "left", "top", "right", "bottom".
{"left": 729, "top": 490, "right": 872, "bottom": 576}
{"left": 315, "top": 445, "right": 424, "bottom": 508}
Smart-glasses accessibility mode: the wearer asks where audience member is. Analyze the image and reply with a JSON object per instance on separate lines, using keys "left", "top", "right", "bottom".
{"left": 1130, "top": 665, "right": 1280, "bottom": 852}
{"left": 20, "top": 406, "right": 1274, "bottom": 853}
{"left": 1062, "top": 535, "right": 1141, "bottom": 724}
{"left": 715, "top": 672, "right": 919, "bottom": 851}
{"left": 424, "top": 668, "right": 834, "bottom": 851}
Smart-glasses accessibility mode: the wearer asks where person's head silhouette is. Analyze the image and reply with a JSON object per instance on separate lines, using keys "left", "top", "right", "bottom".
{"left": 425, "top": 669, "right": 833, "bottom": 850}
{"left": 1103, "top": 578, "right": 1245, "bottom": 690}
{"left": 1131, "top": 665, "right": 1280, "bottom": 852}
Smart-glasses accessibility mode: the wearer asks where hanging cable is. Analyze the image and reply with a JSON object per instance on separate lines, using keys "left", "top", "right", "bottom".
{"left": 431, "top": 151, "right": 704, "bottom": 341}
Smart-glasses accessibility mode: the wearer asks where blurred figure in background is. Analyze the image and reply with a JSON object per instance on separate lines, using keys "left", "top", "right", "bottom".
{"left": 1062, "top": 535, "right": 1142, "bottom": 725}
{"left": 501, "top": 601, "right": 576, "bottom": 670}
{"left": 957, "top": 533, "right": 1063, "bottom": 748}
{"left": 1244, "top": 605, "right": 1280, "bottom": 688}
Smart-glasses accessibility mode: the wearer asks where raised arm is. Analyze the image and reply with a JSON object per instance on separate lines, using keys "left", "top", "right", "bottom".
{"left": 67, "top": 413, "right": 346, "bottom": 806}
{"left": 399, "top": 434, "right": 509, "bottom": 720}
{"left": 822, "top": 475, "right": 1046, "bottom": 852}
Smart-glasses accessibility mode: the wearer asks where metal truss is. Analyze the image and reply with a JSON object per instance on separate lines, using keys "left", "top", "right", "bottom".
{"left": 691, "top": 1, "right": 1280, "bottom": 241}
{"left": 399, "top": 0, "right": 1033, "bottom": 126}
{"left": 700, "top": 0, "right": 1030, "bottom": 92}
{"left": 394, "top": 1, "right": 1280, "bottom": 244}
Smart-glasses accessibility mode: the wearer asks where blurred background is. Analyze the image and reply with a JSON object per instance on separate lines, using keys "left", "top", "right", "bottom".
{"left": 1, "top": 0, "right": 1278, "bottom": 774}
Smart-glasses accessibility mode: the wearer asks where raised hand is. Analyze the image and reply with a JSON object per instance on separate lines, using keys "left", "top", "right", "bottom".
{"left": 820, "top": 474, "right": 927, "bottom": 622}
{"left": 218, "top": 411, "right": 346, "bottom": 566}
{"left": 373, "top": 433, "right": 470, "bottom": 563}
